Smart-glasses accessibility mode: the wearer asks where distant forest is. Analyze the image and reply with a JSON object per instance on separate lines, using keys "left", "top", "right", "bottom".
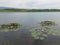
{"left": 0, "top": 9, "right": 60, "bottom": 12}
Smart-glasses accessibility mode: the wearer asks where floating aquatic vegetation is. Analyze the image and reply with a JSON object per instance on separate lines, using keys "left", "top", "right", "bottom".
{"left": 0, "top": 23, "right": 22, "bottom": 32}
{"left": 40, "top": 21, "right": 56, "bottom": 27}
{"left": 29, "top": 28, "right": 48, "bottom": 40}
{"left": 29, "top": 21, "right": 59, "bottom": 40}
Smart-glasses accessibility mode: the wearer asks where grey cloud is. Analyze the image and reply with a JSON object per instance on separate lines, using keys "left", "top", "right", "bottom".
{"left": 0, "top": 0, "right": 60, "bottom": 9}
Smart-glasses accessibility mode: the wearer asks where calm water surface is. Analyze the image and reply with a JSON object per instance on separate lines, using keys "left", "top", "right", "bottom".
{"left": 0, "top": 12, "right": 60, "bottom": 45}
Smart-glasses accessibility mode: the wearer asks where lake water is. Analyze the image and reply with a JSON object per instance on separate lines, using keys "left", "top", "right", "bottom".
{"left": 0, "top": 12, "right": 60, "bottom": 29}
{"left": 0, "top": 12, "right": 60, "bottom": 45}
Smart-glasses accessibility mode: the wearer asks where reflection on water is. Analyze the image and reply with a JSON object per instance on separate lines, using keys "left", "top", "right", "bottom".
{"left": 0, "top": 12, "right": 60, "bottom": 45}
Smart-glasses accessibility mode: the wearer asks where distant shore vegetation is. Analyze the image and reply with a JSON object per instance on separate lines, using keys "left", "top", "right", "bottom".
{"left": 0, "top": 9, "right": 60, "bottom": 12}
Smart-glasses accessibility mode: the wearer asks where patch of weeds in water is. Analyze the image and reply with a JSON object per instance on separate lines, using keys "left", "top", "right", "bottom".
{"left": 0, "top": 23, "right": 22, "bottom": 32}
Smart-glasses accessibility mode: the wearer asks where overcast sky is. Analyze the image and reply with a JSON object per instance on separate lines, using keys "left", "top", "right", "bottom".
{"left": 0, "top": 0, "right": 60, "bottom": 9}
